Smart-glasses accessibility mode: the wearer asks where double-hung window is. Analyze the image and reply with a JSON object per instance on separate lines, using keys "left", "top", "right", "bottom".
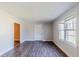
{"left": 58, "top": 16, "right": 76, "bottom": 46}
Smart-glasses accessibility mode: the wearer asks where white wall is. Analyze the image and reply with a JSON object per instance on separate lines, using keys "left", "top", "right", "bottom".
{"left": 34, "top": 23, "right": 52, "bottom": 41}
{"left": 52, "top": 4, "right": 79, "bottom": 57}
{"left": 22, "top": 23, "right": 52, "bottom": 41}
{"left": 0, "top": 10, "right": 17, "bottom": 54}
{"left": 0, "top": 10, "right": 27, "bottom": 55}
{"left": 21, "top": 22, "right": 35, "bottom": 42}
{"left": 34, "top": 24, "right": 43, "bottom": 41}
{"left": 42, "top": 23, "right": 52, "bottom": 41}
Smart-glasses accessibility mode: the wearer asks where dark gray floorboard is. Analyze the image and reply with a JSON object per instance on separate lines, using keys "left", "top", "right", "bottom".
{"left": 1, "top": 41, "right": 67, "bottom": 57}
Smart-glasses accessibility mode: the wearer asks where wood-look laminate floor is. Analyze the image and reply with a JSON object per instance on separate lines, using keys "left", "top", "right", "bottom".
{"left": 1, "top": 41, "right": 67, "bottom": 57}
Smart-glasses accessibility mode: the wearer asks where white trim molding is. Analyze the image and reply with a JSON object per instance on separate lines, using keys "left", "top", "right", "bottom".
{"left": 0, "top": 47, "right": 14, "bottom": 56}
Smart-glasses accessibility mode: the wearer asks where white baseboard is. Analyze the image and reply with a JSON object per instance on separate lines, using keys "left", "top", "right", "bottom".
{"left": 21, "top": 40, "right": 53, "bottom": 43}
{"left": 42, "top": 40, "right": 53, "bottom": 41}
{"left": 52, "top": 41, "right": 70, "bottom": 57}
{"left": 0, "top": 47, "right": 14, "bottom": 56}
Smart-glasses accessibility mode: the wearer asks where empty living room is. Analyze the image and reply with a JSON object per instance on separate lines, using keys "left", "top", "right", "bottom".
{"left": 0, "top": 0, "right": 79, "bottom": 58}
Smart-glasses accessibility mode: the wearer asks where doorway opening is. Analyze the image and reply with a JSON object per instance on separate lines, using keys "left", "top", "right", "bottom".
{"left": 14, "top": 23, "right": 20, "bottom": 47}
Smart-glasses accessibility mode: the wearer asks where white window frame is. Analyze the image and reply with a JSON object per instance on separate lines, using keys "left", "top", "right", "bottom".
{"left": 58, "top": 16, "right": 76, "bottom": 46}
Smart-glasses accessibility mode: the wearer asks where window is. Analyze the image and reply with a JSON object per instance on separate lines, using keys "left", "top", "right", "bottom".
{"left": 58, "top": 17, "right": 76, "bottom": 46}
{"left": 58, "top": 21, "right": 64, "bottom": 40}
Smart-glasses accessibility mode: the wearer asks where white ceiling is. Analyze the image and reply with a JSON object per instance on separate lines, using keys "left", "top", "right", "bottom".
{"left": 0, "top": 2, "right": 78, "bottom": 22}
